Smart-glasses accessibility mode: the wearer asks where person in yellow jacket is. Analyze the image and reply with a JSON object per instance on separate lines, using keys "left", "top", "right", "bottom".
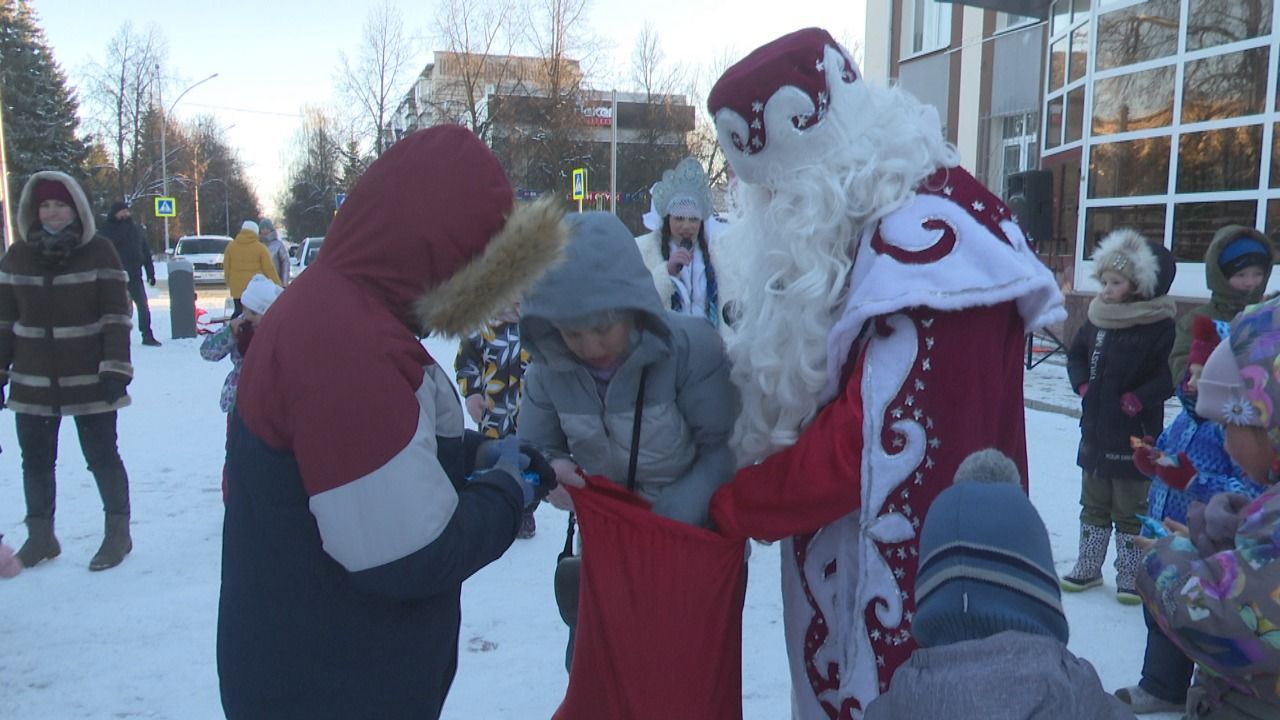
{"left": 223, "top": 220, "right": 281, "bottom": 315}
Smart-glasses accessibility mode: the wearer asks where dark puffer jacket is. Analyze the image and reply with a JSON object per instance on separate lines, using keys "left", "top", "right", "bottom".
{"left": 1069, "top": 317, "right": 1176, "bottom": 480}
{"left": 99, "top": 201, "right": 155, "bottom": 284}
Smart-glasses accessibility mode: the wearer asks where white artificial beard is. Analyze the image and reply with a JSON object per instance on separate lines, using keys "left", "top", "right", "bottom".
{"left": 723, "top": 85, "right": 959, "bottom": 465}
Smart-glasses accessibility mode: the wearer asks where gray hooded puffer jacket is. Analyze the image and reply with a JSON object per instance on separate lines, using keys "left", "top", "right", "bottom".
{"left": 518, "top": 212, "right": 740, "bottom": 527}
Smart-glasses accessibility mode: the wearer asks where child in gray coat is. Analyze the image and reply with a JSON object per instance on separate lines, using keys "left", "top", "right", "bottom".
{"left": 865, "top": 450, "right": 1133, "bottom": 720}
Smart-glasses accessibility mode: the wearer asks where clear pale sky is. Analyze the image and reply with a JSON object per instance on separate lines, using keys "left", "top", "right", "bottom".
{"left": 32, "top": 0, "right": 865, "bottom": 216}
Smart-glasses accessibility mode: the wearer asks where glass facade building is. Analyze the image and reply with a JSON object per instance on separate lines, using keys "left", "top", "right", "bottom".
{"left": 1045, "top": 0, "right": 1277, "bottom": 296}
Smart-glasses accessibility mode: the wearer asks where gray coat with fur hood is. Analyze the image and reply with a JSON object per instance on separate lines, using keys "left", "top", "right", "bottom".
{"left": 518, "top": 213, "right": 739, "bottom": 527}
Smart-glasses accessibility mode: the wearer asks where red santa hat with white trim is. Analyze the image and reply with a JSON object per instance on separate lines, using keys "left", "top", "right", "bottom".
{"left": 707, "top": 27, "right": 869, "bottom": 186}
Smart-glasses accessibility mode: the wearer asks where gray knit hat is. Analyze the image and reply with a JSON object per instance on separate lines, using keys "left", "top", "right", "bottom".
{"left": 912, "top": 449, "right": 1069, "bottom": 648}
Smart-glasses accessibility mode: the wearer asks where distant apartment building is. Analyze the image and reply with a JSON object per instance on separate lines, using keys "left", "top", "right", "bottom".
{"left": 393, "top": 51, "right": 696, "bottom": 232}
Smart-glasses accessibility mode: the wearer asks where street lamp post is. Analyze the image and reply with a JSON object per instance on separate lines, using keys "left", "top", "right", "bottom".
{"left": 157, "top": 69, "right": 217, "bottom": 252}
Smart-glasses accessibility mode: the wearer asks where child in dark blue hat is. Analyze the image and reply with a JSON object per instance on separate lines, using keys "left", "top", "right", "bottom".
{"left": 865, "top": 449, "right": 1131, "bottom": 719}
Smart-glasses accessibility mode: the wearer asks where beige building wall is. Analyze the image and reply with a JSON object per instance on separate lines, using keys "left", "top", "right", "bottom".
{"left": 861, "top": 0, "right": 892, "bottom": 86}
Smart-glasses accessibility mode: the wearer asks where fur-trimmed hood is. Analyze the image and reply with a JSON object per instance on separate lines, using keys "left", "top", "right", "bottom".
{"left": 1206, "top": 225, "right": 1273, "bottom": 309}
{"left": 308, "top": 125, "right": 566, "bottom": 336}
{"left": 1091, "top": 228, "right": 1175, "bottom": 300}
{"left": 16, "top": 170, "right": 97, "bottom": 246}
{"left": 415, "top": 196, "right": 566, "bottom": 336}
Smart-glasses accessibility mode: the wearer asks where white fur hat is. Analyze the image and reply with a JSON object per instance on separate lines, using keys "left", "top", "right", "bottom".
{"left": 1091, "top": 228, "right": 1176, "bottom": 299}
{"left": 240, "top": 220, "right": 259, "bottom": 237}
{"left": 241, "top": 274, "right": 283, "bottom": 315}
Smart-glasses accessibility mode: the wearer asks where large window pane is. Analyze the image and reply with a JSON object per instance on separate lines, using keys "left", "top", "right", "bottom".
{"left": 1046, "top": 97, "right": 1064, "bottom": 150}
{"left": 1066, "top": 87, "right": 1085, "bottom": 143}
{"left": 1053, "top": 0, "right": 1072, "bottom": 36}
{"left": 1183, "top": 47, "right": 1269, "bottom": 123}
{"left": 1177, "top": 125, "right": 1263, "bottom": 193}
{"left": 1070, "top": 25, "right": 1090, "bottom": 82}
{"left": 1096, "top": 0, "right": 1180, "bottom": 71}
{"left": 1173, "top": 200, "right": 1258, "bottom": 261}
{"left": 1093, "top": 66, "right": 1175, "bottom": 136}
{"left": 1073, "top": 0, "right": 1091, "bottom": 18}
{"left": 1270, "top": 124, "right": 1280, "bottom": 188}
{"left": 1084, "top": 205, "right": 1167, "bottom": 258}
{"left": 1049, "top": 37, "right": 1067, "bottom": 92}
{"left": 1263, "top": 199, "right": 1280, "bottom": 252}
{"left": 1089, "top": 137, "right": 1171, "bottom": 198}
{"left": 1188, "top": 0, "right": 1273, "bottom": 52}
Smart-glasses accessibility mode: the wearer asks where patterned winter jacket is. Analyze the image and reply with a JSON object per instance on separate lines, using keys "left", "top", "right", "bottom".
{"left": 454, "top": 320, "right": 528, "bottom": 438}
{"left": 1138, "top": 483, "right": 1280, "bottom": 708}
{"left": 1146, "top": 382, "right": 1267, "bottom": 528}
{"left": 200, "top": 323, "right": 248, "bottom": 412}
{"left": 0, "top": 171, "right": 133, "bottom": 417}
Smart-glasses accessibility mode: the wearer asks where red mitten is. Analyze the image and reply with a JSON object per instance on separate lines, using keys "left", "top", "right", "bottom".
{"left": 1132, "top": 446, "right": 1160, "bottom": 477}
{"left": 1187, "top": 315, "right": 1221, "bottom": 367}
{"left": 1120, "top": 391, "right": 1142, "bottom": 417}
{"left": 1077, "top": 383, "right": 1089, "bottom": 397}
{"left": 1155, "top": 452, "right": 1197, "bottom": 491}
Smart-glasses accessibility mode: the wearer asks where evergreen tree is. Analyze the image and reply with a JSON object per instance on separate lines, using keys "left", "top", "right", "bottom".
{"left": 0, "top": 0, "right": 90, "bottom": 211}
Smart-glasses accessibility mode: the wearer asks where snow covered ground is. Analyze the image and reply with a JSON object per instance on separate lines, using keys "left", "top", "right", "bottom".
{"left": 1, "top": 287, "right": 1178, "bottom": 719}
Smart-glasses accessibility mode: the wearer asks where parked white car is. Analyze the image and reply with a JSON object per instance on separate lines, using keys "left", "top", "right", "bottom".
{"left": 173, "top": 235, "right": 232, "bottom": 285}
{"left": 294, "top": 236, "right": 324, "bottom": 276}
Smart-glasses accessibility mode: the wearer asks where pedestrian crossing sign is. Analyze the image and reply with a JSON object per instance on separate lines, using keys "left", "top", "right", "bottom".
{"left": 155, "top": 197, "right": 176, "bottom": 217}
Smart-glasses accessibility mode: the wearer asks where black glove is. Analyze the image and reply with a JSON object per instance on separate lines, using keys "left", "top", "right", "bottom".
{"left": 100, "top": 377, "right": 128, "bottom": 404}
{"left": 147, "top": 275, "right": 156, "bottom": 287}
{"left": 521, "top": 443, "right": 558, "bottom": 503}
{"left": 0, "top": 383, "right": 6, "bottom": 409}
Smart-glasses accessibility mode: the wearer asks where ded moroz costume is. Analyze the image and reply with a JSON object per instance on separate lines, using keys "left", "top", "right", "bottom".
{"left": 704, "top": 28, "right": 1065, "bottom": 718}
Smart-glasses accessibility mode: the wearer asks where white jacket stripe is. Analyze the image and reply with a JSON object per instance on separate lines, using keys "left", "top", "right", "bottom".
{"left": 309, "top": 372, "right": 460, "bottom": 573}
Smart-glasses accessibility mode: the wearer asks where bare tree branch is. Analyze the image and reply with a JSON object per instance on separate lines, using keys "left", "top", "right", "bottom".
{"left": 337, "top": 1, "right": 414, "bottom": 157}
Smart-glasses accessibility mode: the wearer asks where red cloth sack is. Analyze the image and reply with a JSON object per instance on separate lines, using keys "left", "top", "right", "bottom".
{"left": 554, "top": 474, "right": 747, "bottom": 720}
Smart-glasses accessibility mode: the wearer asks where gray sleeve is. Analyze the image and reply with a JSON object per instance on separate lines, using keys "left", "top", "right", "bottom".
{"left": 650, "top": 320, "right": 741, "bottom": 527}
{"left": 673, "top": 321, "right": 740, "bottom": 447}
{"left": 515, "top": 363, "right": 571, "bottom": 459}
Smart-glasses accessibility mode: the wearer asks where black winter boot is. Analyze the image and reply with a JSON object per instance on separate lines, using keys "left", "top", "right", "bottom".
{"left": 89, "top": 513, "right": 132, "bottom": 571}
{"left": 16, "top": 516, "right": 61, "bottom": 567}
{"left": 141, "top": 331, "right": 161, "bottom": 346}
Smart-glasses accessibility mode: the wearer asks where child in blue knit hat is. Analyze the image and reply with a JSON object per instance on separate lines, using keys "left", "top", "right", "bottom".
{"left": 865, "top": 449, "right": 1131, "bottom": 719}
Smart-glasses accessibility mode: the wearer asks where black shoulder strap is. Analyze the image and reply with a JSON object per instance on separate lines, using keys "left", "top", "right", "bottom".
{"left": 626, "top": 367, "right": 648, "bottom": 494}
{"left": 560, "top": 366, "right": 649, "bottom": 562}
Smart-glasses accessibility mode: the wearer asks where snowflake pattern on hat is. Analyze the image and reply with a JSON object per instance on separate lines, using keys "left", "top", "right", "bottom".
{"left": 708, "top": 27, "right": 861, "bottom": 181}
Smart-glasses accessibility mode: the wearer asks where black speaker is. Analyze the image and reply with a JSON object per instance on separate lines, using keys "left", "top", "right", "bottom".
{"left": 1005, "top": 169, "right": 1053, "bottom": 247}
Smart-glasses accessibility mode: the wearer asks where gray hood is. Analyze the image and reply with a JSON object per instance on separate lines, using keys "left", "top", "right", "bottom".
{"left": 521, "top": 212, "right": 670, "bottom": 366}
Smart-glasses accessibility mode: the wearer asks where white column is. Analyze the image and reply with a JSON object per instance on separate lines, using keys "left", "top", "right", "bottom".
{"left": 955, "top": 6, "right": 986, "bottom": 170}
{"left": 861, "top": 0, "right": 893, "bottom": 85}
